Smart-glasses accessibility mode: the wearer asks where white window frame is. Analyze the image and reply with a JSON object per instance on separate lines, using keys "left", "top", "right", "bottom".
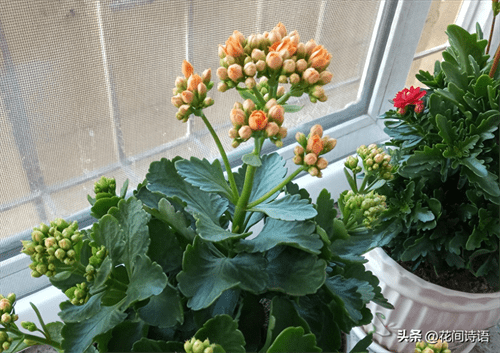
{"left": 4, "top": 0, "right": 493, "bottom": 330}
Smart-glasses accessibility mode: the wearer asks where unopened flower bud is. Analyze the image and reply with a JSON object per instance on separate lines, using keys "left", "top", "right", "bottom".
{"left": 227, "top": 64, "right": 243, "bottom": 82}
{"left": 32, "top": 230, "right": 44, "bottom": 243}
{"left": 31, "top": 270, "right": 42, "bottom": 278}
{"left": 178, "top": 104, "right": 191, "bottom": 118}
{"left": 225, "top": 55, "right": 235, "bottom": 66}
{"left": 294, "top": 145, "right": 304, "bottom": 156}
{"left": 248, "top": 110, "right": 268, "bottom": 131}
{"left": 245, "top": 77, "right": 256, "bottom": 89}
{"left": 293, "top": 155, "right": 303, "bottom": 165}
{"left": 304, "top": 153, "right": 318, "bottom": 166}
{"left": 228, "top": 128, "right": 238, "bottom": 139}
{"left": 243, "top": 99, "right": 256, "bottom": 114}
{"left": 197, "top": 83, "right": 207, "bottom": 97}
{"left": 319, "top": 70, "right": 333, "bottom": 85}
{"left": 255, "top": 60, "right": 266, "bottom": 72}
{"left": 295, "top": 59, "right": 307, "bottom": 73}
{"left": 238, "top": 125, "right": 253, "bottom": 140}
{"left": 289, "top": 73, "right": 300, "bottom": 85}
{"left": 414, "top": 102, "right": 424, "bottom": 114}
{"left": 282, "top": 59, "right": 296, "bottom": 74}
{"left": 265, "top": 122, "right": 280, "bottom": 137}
{"left": 201, "top": 68, "right": 211, "bottom": 84}
{"left": 308, "top": 166, "right": 320, "bottom": 177}
{"left": 0, "top": 299, "right": 11, "bottom": 312}
{"left": 216, "top": 67, "right": 228, "bottom": 80}
{"left": 303, "top": 68, "right": 320, "bottom": 85}
{"left": 305, "top": 39, "right": 317, "bottom": 55}
{"left": 244, "top": 62, "right": 257, "bottom": 77}
{"left": 277, "top": 86, "right": 285, "bottom": 97}
{"left": 231, "top": 140, "right": 240, "bottom": 148}
{"left": 296, "top": 132, "right": 306, "bottom": 145}
{"left": 251, "top": 48, "right": 266, "bottom": 62}
{"left": 218, "top": 45, "right": 226, "bottom": 59}
{"left": 278, "top": 75, "right": 288, "bottom": 83}
{"left": 266, "top": 52, "right": 283, "bottom": 70}
{"left": 230, "top": 108, "right": 246, "bottom": 126}
{"left": 55, "top": 248, "right": 66, "bottom": 260}
{"left": 311, "top": 85, "right": 325, "bottom": 99}
{"left": 181, "top": 90, "right": 194, "bottom": 104}
{"left": 325, "top": 138, "right": 337, "bottom": 152}
{"left": 278, "top": 126, "right": 287, "bottom": 138}
{"left": 1, "top": 313, "right": 11, "bottom": 324}
{"left": 203, "top": 97, "right": 214, "bottom": 107}
{"left": 268, "top": 104, "right": 285, "bottom": 124}
{"left": 2, "top": 341, "right": 11, "bottom": 350}
{"left": 310, "top": 124, "right": 323, "bottom": 137}
{"left": 175, "top": 76, "right": 187, "bottom": 90}
{"left": 317, "top": 157, "right": 328, "bottom": 170}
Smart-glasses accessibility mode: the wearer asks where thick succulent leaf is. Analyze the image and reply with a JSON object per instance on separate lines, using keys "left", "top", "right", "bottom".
{"left": 324, "top": 275, "right": 365, "bottom": 322}
{"left": 144, "top": 198, "right": 196, "bottom": 242}
{"left": 266, "top": 246, "right": 326, "bottom": 295}
{"left": 470, "top": 111, "right": 500, "bottom": 141}
{"left": 107, "top": 320, "right": 148, "bottom": 352}
{"left": 350, "top": 332, "right": 374, "bottom": 353}
{"left": 282, "top": 104, "right": 304, "bottom": 113}
{"left": 235, "top": 153, "right": 287, "bottom": 203}
{"left": 195, "top": 315, "right": 246, "bottom": 353}
{"left": 147, "top": 219, "right": 184, "bottom": 274}
{"left": 445, "top": 24, "right": 488, "bottom": 73}
{"left": 235, "top": 218, "right": 322, "bottom": 254}
{"left": 92, "top": 215, "right": 125, "bottom": 267}
{"left": 107, "top": 197, "right": 152, "bottom": 268}
{"left": 61, "top": 302, "right": 127, "bottom": 353}
{"left": 314, "top": 189, "right": 336, "bottom": 238}
{"left": 435, "top": 114, "right": 458, "bottom": 145}
{"left": 460, "top": 156, "right": 488, "bottom": 177}
{"left": 146, "top": 158, "right": 228, "bottom": 224}
{"left": 139, "top": 283, "right": 184, "bottom": 328}
{"left": 267, "top": 326, "right": 321, "bottom": 353}
{"left": 441, "top": 61, "right": 468, "bottom": 90}
{"left": 242, "top": 153, "right": 262, "bottom": 167}
{"left": 177, "top": 237, "right": 268, "bottom": 310}
{"left": 123, "top": 254, "right": 168, "bottom": 308}
{"left": 45, "top": 322, "right": 64, "bottom": 346}
{"left": 59, "top": 293, "right": 104, "bottom": 323}
{"left": 194, "top": 212, "right": 252, "bottom": 243}
{"left": 462, "top": 167, "right": 500, "bottom": 202}
{"left": 90, "top": 196, "right": 121, "bottom": 219}
{"left": 249, "top": 194, "right": 317, "bottom": 221}
{"left": 175, "top": 157, "right": 233, "bottom": 199}
{"left": 132, "top": 338, "right": 184, "bottom": 352}
{"left": 262, "top": 296, "right": 311, "bottom": 352}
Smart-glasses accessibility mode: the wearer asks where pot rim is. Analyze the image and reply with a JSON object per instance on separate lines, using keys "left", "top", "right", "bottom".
{"left": 365, "top": 247, "right": 500, "bottom": 303}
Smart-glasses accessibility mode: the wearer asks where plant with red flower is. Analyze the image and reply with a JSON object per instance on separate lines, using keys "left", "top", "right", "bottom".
{"left": 393, "top": 86, "right": 426, "bottom": 114}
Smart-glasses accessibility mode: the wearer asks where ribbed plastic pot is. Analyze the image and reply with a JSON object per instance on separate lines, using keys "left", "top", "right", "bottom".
{"left": 361, "top": 247, "right": 500, "bottom": 353}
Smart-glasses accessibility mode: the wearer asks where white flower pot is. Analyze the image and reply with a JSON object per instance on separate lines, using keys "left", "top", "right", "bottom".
{"left": 360, "top": 247, "right": 500, "bottom": 353}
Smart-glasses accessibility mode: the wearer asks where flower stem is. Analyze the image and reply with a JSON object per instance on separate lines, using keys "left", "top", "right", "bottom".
{"left": 247, "top": 166, "right": 306, "bottom": 209}
{"left": 489, "top": 42, "right": 500, "bottom": 78}
{"left": 231, "top": 138, "right": 263, "bottom": 233}
{"left": 6, "top": 327, "right": 62, "bottom": 350}
{"left": 199, "top": 112, "right": 239, "bottom": 202}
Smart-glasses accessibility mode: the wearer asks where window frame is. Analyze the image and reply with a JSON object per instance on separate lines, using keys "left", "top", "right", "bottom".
{"left": 2, "top": 0, "right": 491, "bottom": 309}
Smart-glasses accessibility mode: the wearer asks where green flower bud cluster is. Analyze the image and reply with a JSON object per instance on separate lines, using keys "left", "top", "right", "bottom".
{"left": 21, "top": 321, "right": 37, "bottom": 332}
{"left": 415, "top": 340, "right": 451, "bottom": 353}
{"left": 344, "top": 155, "right": 362, "bottom": 173}
{"left": 184, "top": 337, "right": 215, "bottom": 353}
{"left": 344, "top": 190, "right": 387, "bottom": 228}
{"left": 22, "top": 219, "right": 82, "bottom": 278}
{"left": 0, "top": 293, "right": 18, "bottom": 327}
{"left": 356, "top": 144, "right": 394, "bottom": 180}
{"left": 94, "top": 176, "right": 116, "bottom": 197}
{"left": 65, "top": 282, "right": 90, "bottom": 306}
{"left": 0, "top": 330, "right": 14, "bottom": 352}
{"left": 85, "top": 244, "right": 108, "bottom": 281}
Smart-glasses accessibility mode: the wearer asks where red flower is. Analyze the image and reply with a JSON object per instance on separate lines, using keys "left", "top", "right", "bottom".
{"left": 393, "top": 86, "right": 426, "bottom": 111}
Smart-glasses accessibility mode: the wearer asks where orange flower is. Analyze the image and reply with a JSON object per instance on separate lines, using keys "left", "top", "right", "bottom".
{"left": 273, "top": 22, "right": 287, "bottom": 38}
{"left": 182, "top": 60, "right": 194, "bottom": 78}
{"left": 248, "top": 110, "right": 268, "bottom": 131}
{"left": 269, "top": 37, "right": 297, "bottom": 59}
{"left": 187, "top": 74, "right": 203, "bottom": 91}
{"left": 306, "top": 134, "right": 324, "bottom": 155}
{"left": 308, "top": 45, "right": 332, "bottom": 71}
{"left": 223, "top": 31, "right": 245, "bottom": 58}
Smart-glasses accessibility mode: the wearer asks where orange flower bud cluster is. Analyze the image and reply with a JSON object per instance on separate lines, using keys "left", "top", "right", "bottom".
{"left": 228, "top": 98, "right": 287, "bottom": 147}
{"left": 216, "top": 22, "right": 333, "bottom": 104}
{"left": 171, "top": 60, "right": 214, "bottom": 122}
{"left": 293, "top": 124, "right": 337, "bottom": 178}
{"left": 356, "top": 144, "right": 394, "bottom": 180}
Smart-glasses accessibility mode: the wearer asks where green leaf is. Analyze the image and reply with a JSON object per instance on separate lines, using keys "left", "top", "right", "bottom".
{"left": 470, "top": 111, "right": 500, "bottom": 141}
{"left": 461, "top": 156, "right": 488, "bottom": 177}
{"left": 465, "top": 226, "right": 486, "bottom": 251}
{"left": 473, "top": 74, "right": 494, "bottom": 98}
{"left": 350, "top": 332, "right": 373, "bottom": 353}
{"left": 107, "top": 319, "right": 148, "bottom": 352}
{"left": 108, "top": 197, "right": 152, "bottom": 268}
{"left": 144, "top": 198, "right": 196, "bottom": 242}
{"left": 147, "top": 219, "right": 184, "bottom": 274}
{"left": 462, "top": 168, "right": 500, "bottom": 201}
{"left": 92, "top": 216, "right": 125, "bottom": 267}
{"left": 236, "top": 87, "right": 259, "bottom": 105}
{"left": 242, "top": 153, "right": 262, "bottom": 167}
{"left": 61, "top": 302, "right": 127, "bottom": 353}
{"left": 139, "top": 283, "right": 184, "bottom": 328}
{"left": 282, "top": 104, "right": 304, "bottom": 113}
{"left": 266, "top": 246, "right": 326, "bottom": 295}
{"left": 262, "top": 296, "right": 311, "bottom": 352}
{"left": 401, "top": 235, "right": 428, "bottom": 261}
{"left": 132, "top": 338, "right": 184, "bottom": 352}
{"left": 267, "top": 326, "right": 321, "bottom": 353}
{"left": 324, "top": 275, "right": 365, "bottom": 322}
{"left": 344, "top": 168, "right": 358, "bottom": 192}
{"left": 177, "top": 237, "right": 268, "bottom": 310}
{"left": 90, "top": 196, "right": 121, "bottom": 219}
{"left": 176, "top": 158, "right": 233, "bottom": 200}
{"left": 195, "top": 315, "right": 246, "bottom": 353}
{"left": 146, "top": 158, "right": 228, "bottom": 224}
{"left": 235, "top": 218, "right": 323, "bottom": 254}
{"left": 59, "top": 293, "right": 104, "bottom": 322}
{"left": 436, "top": 114, "right": 458, "bottom": 145}
{"left": 249, "top": 194, "right": 317, "bottom": 221}
{"left": 446, "top": 24, "right": 488, "bottom": 74}
{"left": 314, "top": 189, "right": 336, "bottom": 238}
{"left": 195, "top": 212, "right": 252, "bottom": 243}
{"left": 441, "top": 61, "right": 468, "bottom": 90}
{"left": 123, "top": 254, "right": 168, "bottom": 308}
{"left": 45, "top": 321, "right": 64, "bottom": 345}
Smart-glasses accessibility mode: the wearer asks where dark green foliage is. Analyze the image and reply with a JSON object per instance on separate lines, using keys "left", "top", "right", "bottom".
{"left": 381, "top": 24, "right": 500, "bottom": 286}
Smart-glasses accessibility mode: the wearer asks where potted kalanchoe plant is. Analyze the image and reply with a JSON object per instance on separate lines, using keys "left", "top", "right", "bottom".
{"left": 0, "top": 23, "right": 394, "bottom": 353}
{"left": 358, "top": 20, "right": 500, "bottom": 353}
